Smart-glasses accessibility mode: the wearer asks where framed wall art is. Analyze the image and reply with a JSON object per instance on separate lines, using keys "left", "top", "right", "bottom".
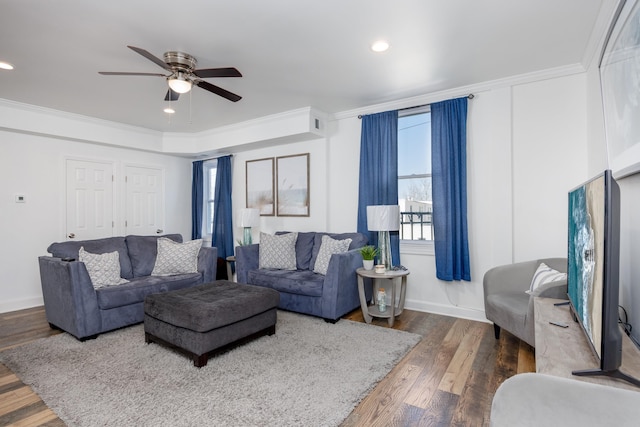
{"left": 600, "top": 0, "right": 640, "bottom": 178}
{"left": 246, "top": 157, "right": 275, "bottom": 216}
{"left": 276, "top": 153, "right": 310, "bottom": 217}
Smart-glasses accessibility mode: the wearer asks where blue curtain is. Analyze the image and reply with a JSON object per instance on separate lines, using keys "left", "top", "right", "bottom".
{"left": 431, "top": 97, "right": 471, "bottom": 281}
{"left": 191, "top": 160, "right": 204, "bottom": 240}
{"left": 357, "top": 110, "right": 400, "bottom": 266}
{"left": 212, "top": 156, "right": 234, "bottom": 260}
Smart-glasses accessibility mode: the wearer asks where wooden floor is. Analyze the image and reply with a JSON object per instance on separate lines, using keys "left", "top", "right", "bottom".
{"left": 0, "top": 306, "right": 534, "bottom": 427}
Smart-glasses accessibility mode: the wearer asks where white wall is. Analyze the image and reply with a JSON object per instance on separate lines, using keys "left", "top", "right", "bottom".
{"left": 0, "top": 130, "right": 192, "bottom": 312}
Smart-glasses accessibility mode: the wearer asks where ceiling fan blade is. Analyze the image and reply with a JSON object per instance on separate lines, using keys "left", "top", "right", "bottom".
{"left": 127, "top": 45, "right": 171, "bottom": 71}
{"left": 164, "top": 89, "right": 180, "bottom": 101}
{"left": 193, "top": 67, "right": 242, "bottom": 78}
{"left": 99, "top": 72, "right": 166, "bottom": 76}
{"left": 196, "top": 80, "right": 242, "bottom": 102}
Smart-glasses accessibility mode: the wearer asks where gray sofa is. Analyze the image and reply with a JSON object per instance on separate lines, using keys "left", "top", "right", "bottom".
{"left": 235, "top": 231, "right": 370, "bottom": 322}
{"left": 38, "top": 234, "right": 217, "bottom": 340}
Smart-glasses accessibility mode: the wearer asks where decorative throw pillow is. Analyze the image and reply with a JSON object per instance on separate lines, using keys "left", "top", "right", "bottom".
{"left": 79, "top": 247, "right": 129, "bottom": 289}
{"left": 259, "top": 232, "right": 298, "bottom": 270}
{"left": 527, "top": 262, "right": 567, "bottom": 295}
{"left": 151, "top": 237, "right": 202, "bottom": 276}
{"left": 312, "top": 235, "right": 352, "bottom": 275}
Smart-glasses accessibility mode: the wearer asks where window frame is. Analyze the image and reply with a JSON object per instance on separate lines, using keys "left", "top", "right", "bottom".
{"left": 202, "top": 159, "right": 217, "bottom": 238}
{"left": 397, "top": 106, "right": 434, "bottom": 254}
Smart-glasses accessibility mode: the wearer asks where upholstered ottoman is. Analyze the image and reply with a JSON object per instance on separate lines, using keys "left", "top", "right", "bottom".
{"left": 144, "top": 280, "right": 280, "bottom": 367}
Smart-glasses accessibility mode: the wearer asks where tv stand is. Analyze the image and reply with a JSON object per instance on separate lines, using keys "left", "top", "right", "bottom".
{"left": 534, "top": 297, "right": 640, "bottom": 391}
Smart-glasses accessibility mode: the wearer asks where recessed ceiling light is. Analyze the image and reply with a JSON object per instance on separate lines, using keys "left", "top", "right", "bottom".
{"left": 0, "top": 61, "right": 14, "bottom": 70}
{"left": 163, "top": 107, "right": 175, "bottom": 114}
{"left": 371, "top": 40, "right": 390, "bottom": 53}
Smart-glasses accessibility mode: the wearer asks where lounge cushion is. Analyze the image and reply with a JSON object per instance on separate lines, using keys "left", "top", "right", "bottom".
{"left": 151, "top": 238, "right": 202, "bottom": 276}
{"left": 125, "top": 234, "right": 182, "bottom": 277}
{"left": 79, "top": 247, "right": 129, "bottom": 289}
{"left": 312, "top": 235, "right": 352, "bottom": 275}
{"left": 248, "top": 269, "right": 324, "bottom": 297}
{"left": 144, "top": 281, "right": 280, "bottom": 332}
{"left": 48, "top": 236, "right": 134, "bottom": 279}
{"left": 309, "top": 232, "right": 368, "bottom": 269}
{"left": 259, "top": 232, "right": 298, "bottom": 270}
{"left": 96, "top": 273, "right": 201, "bottom": 310}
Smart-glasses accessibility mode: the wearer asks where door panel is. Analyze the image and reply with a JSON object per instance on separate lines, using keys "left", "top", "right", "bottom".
{"left": 125, "top": 166, "right": 164, "bottom": 236}
{"left": 66, "top": 159, "right": 114, "bottom": 240}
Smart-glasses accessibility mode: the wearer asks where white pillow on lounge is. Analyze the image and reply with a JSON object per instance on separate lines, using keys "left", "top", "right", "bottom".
{"left": 151, "top": 237, "right": 202, "bottom": 276}
{"left": 79, "top": 247, "right": 129, "bottom": 289}
{"left": 527, "top": 262, "right": 567, "bottom": 295}
{"left": 313, "top": 235, "right": 352, "bottom": 275}
{"left": 259, "top": 232, "right": 298, "bottom": 270}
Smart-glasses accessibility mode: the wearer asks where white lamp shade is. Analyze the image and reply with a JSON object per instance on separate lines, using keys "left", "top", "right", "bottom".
{"left": 238, "top": 208, "right": 260, "bottom": 227}
{"left": 168, "top": 77, "right": 192, "bottom": 94}
{"left": 367, "top": 205, "right": 400, "bottom": 231}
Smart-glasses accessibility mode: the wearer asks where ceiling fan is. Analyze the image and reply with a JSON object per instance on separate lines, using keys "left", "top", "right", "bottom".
{"left": 99, "top": 45, "right": 242, "bottom": 102}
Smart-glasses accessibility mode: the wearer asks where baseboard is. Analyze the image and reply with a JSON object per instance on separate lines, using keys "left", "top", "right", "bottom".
{"left": 0, "top": 296, "right": 44, "bottom": 314}
{"left": 404, "top": 299, "right": 490, "bottom": 323}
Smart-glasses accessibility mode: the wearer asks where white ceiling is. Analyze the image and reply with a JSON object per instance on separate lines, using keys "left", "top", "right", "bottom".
{"left": 0, "top": 0, "right": 607, "bottom": 133}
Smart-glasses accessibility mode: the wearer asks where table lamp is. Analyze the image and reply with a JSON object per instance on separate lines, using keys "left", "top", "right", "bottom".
{"left": 367, "top": 205, "right": 400, "bottom": 270}
{"left": 238, "top": 208, "right": 259, "bottom": 245}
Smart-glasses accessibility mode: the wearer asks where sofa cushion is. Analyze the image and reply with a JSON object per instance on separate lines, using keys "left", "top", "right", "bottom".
{"left": 126, "top": 234, "right": 182, "bottom": 277}
{"left": 151, "top": 238, "right": 202, "bottom": 276}
{"left": 276, "top": 231, "right": 316, "bottom": 270}
{"left": 309, "top": 232, "right": 367, "bottom": 269}
{"left": 48, "top": 236, "right": 134, "bottom": 279}
{"left": 527, "top": 262, "right": 567, "bottom": 295}
{"left": 248, "top": 269, "right": 324, "bottom": 297}
{"left": 79, "top": 247, "right": 129, "bottom": 289}
{"left": 259, "top": 232, "right": 298, "bottom": 270}
{"left": 313, "top": 235, "right": 352, "bottom": 275}
{"left": 95, "top": 273, "right": 201, "bottom": 310}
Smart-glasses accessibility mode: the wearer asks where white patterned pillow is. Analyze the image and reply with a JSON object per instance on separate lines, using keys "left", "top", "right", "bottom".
{"left": 151, "top": 238, "right": 202, "bottom": 276}
{"left": 312, "top": 235, "right": 352, "bottom": 275}
{"left": 527, "top": 262, "right": 567, "bottom": 295}
{"left": 79, "top": 247, "right": 129, "bottom": 289}
{"left": 259, "top": 232, "right": 298, "bottom": 270}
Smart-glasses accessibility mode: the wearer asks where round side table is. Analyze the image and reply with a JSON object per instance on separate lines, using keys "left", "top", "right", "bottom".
{"left": 226, "top": 256, "right": 236, "bottom": 282}
{"left": 356, "top": 267, "right": 409, "bottom": 327}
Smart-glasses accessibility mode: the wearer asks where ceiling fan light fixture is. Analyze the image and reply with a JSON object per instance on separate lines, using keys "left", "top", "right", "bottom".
{"left": 168, "top": 73, "right": 192, "bottom": 94}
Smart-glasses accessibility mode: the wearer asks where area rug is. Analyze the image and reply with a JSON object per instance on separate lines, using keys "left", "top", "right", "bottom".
{"left": 0, "top": 311, "right": 421, "bottom": 426}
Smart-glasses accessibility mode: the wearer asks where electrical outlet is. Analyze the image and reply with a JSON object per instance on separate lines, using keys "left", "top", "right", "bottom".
{"left": 15, "top": 194, "right": 26, "bottom": 203}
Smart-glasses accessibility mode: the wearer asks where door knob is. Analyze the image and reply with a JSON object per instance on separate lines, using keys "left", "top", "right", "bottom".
{"left": 68, "top": 233, "right": 76, "bottom": 239}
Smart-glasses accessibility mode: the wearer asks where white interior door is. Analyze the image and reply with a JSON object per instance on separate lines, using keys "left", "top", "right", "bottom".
{"left": 66, "top": 159, "right": 115, "bottom": 241}
{"left": 125, "top": 165, "right": 164, "bottom": 236}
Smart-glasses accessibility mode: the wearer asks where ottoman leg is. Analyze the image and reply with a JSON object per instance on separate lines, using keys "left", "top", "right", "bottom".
{"left": 194, "top": 354, "right": 209, "bottom": 368}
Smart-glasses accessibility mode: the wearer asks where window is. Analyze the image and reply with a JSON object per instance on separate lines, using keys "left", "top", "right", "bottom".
{"left": 398, "top": 107, "right": 432, "bottom": 241}
{"left": 202, "top": 160, "right": 217, "bottom": 237}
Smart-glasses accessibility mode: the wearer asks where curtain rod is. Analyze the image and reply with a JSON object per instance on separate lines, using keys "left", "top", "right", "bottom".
{"left": 358, "top": 93, "right": 474, "bottom": 119}
{"left": 193, "top": 154, "right": 234, "bottom": 163}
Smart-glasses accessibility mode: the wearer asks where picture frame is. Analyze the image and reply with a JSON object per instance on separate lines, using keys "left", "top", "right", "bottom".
{"left": 246, "top": 157, "right": 275, "bottom": 216}
{"left": 276, "top": 153, "right": 310, "bottom": 217}
{"left": 600, "top": 0, "right": 640, "bottom": 178}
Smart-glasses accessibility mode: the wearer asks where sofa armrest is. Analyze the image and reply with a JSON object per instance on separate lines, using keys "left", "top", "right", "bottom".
{"left": 38, "top": 256, "right": 101, "bottom": 339}
{"left": 235, "top": 244, "right": 259, "bottom": 284}
{"left": 197, "top": 246, "right": 218, "bottom": 283}
{"left": 321, "top": 249, "right": 366, "bottom": 320}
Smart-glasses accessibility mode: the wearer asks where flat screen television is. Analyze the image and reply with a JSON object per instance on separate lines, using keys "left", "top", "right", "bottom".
{"left": 567, "top": 169, "right": 640, "bottom": 387}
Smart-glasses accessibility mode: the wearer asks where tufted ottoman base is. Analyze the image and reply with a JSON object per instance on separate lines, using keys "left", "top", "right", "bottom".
{"left": 144, "top": 280, "right": 280, "bottom": 367}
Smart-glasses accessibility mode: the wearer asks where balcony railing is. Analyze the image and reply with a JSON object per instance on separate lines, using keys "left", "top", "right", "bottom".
{"left": 400, "top": 210, "right": 433, "bottom": 241}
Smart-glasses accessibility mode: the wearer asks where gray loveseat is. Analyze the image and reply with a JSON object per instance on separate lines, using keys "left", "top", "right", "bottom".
{"left": 235, "top": 231, "right": 370, "bottom": 322}
{"left": 38, "top": 234, "right": 217, "bottom": 340}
